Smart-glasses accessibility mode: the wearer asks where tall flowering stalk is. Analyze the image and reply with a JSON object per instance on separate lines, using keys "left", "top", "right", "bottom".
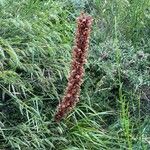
{"left": 54, "top": 13, "right": 93, "bottom": 122}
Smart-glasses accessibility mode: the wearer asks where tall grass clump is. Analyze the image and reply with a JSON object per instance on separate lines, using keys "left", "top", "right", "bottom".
{"left": 0, "top": 0, "right": 150, "bottom": 149}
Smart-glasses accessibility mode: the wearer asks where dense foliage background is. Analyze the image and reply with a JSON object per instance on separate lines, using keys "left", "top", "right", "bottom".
{"left": 0, "top": 0, "right": 150, "bottom": 149}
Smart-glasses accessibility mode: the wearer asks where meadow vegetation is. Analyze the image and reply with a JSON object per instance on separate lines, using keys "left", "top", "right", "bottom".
{"left": 0, "top": 0, "right": 150, "bottom": 149}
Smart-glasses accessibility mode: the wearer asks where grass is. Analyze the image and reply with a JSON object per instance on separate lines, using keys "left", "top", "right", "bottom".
{"left": 0, "top": 0, "right": 150, "bottom": 149}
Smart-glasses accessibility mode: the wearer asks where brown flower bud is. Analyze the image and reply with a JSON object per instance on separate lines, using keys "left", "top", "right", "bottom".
{"left": 54, "top": 13, "right": 93, "bottom": 122}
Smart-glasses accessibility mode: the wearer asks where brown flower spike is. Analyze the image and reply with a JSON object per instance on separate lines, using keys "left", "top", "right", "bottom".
{"left": 54, "top": 13, "right": 93, "bottom": 122}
